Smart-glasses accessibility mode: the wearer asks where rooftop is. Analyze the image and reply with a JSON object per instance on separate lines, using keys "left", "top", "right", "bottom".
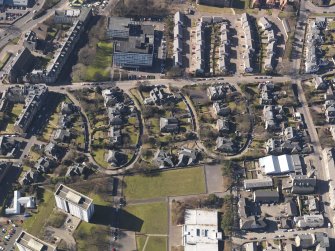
{"left": 55, "top": 184, "right": 93, "bottom": 210}
{"left": 16, "top": 231, "right": 56, "bottom": 251}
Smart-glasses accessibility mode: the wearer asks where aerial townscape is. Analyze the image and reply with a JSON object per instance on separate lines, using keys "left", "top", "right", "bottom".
{"left": 2, "top": 0, "right": 335, "bottom": 251}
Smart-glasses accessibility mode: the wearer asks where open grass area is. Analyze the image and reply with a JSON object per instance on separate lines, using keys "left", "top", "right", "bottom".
{"left": 23, "top": 190, "right": 55, "bottom": 236}
{"left": 75, "top": 42, "right": 113, "bottom": 82}
{"left": 145, "top": 236, "right": 167, "bottom": 251}
{"left": 92, "top": 148, "right": 109, "bottom": 168}
{"left": 74, "top": 221, "right": 110, "bottom": 251}
{"left": 123, "top": 202, "right": 168, "bottom": 234}
{"left": 136, "top": 235, "right": 147, "bottom": 251}
{"left": 124, "top": 167, "right": 206, "bottom": 200}
{"left": 0, "top": 52, "right": 11, "bottom": 70}
{"left": 197, "top": 4, "right": 233, "bottom": 14}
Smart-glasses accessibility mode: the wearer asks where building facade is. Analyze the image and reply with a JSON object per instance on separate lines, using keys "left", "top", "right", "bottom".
{"left": 55, "top": 184, "right": 94, "bottom": 222}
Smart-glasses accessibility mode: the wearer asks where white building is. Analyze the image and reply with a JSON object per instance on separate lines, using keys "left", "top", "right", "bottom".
{"left": 5, "top": 190, "right": 35, "bottom": 215}
{"left": 182, "top": 209, "right": 222, "bottom": 251}
{"left": 16, "top": 231, "right": 57, "bottom": 251}
{"left": 294, "top": 214, "right": 324, "bottom": 228}
{"left": 259, "top": 154, "right": 302, "bottom": 175}
{"left": 55, "top": 184, "right": 94, "bottom": 222}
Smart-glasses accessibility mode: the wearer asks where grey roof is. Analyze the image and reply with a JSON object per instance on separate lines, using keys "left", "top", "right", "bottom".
{"left": 253, "top": 190, "right": 279, "bottom": 203}
{"left": 240, "top": 216, "right": 267, "bottom": 230}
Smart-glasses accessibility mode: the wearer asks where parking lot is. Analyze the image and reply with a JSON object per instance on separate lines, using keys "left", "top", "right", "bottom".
{"left": 0, "top": 218, "right": 22, "bottom": 251}
{"left": 0, "top": 6, "right": 28, "bottom": 24}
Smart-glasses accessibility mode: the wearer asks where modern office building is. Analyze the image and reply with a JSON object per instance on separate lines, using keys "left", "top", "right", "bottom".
{"left": 107, "top": 17, "right": 155, "bottom": 68}
{"left": 15, "top": 231, "right": 57, "bottom": 251}
{"left": 54, "top": 184, "right": 94, "bottom": 222}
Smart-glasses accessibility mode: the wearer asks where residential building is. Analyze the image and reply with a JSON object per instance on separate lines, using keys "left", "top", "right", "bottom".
{"left": 215, "top": 137, "right": 236, "bottom": 153}
{"left": 177, "top": 148, "right": 198, "bottom": 167}
{"left": 263, "top": 105, "right": 284, "bottom": 131}
{"left": 160, "top": 117, "right": 179, "bottom": 133}
{"left": 216, "top": 119, "right": 230, "bottom": 133}
{"left": 240, "top": 216, "right": 267, "bottom": 231}
{"left": 240, "top": 13, "right": 254, "bottom": 73}
{"left": 253, "top": 190, "right": 279, "bottom": 203}
{"left": 259, "top": 154, "right": 302, "bottom": 175}
{"left": 207, "top": 85, "right": 236, "bottom": 101}
{"left": 314, "top": 76, "right": 327, "bottom": 90}
{"left": 194, "top": 21, "right": 206, "bottom": 74}
{"left": 244, "top": 177, "right": 273, "bottom": 190}
{"left": 283, "top": 175, "right": 316, "bottom": 194}
{"left": 66, "top": 163, "right": 87, "bottom": 177}
{"left": 174, "top": 12, "right": 184, "bottom": 67}
{"left": 305, "top": 21, "right": 322, "bottom": 73}
{"left": 155, "top": 150, "right": 174, "bottom": 169}
{"left": 8, "top": 48, "right": 34, "bottom": 83}
{"left": 15, "top": 231, "right": 57, "bottom": 251}
{"left": 182, "top": 209, "right": 222, "bottom": 251}
{"left": 219, "top": 23, "right": 230, "bottom": 73}
{"left": 55, "top": 184, "right": 94, "bottom": 222}
{"left": 145, "top": 86, "right": 174, "bottom": 105}
{"left": 0, "top": 136, "right": 20, "bottom": 157}
{"left": 5, "top": 190, "right": 35, "bottom": 215}
{"left": 34, "top": 157, "right": 52, "bottom": 173}
{"left": 285, "top": 200, "right": 298, "bottom": 217}
{"left": 107, "top": 17, "right": 155, "bottom": 68}
{"left": 294, "top": 214, "right": 324, "bottom": 228}
{"left": 106, "top": 150, "right": 127, "bottom": 167}
{"left": 14, "top": 84, "right": 48, "bottom": 134}
{"left": 54, "top": 9, "right": 81, "bottom": 24}
{"left": 26, "top": 8, "right": 92, "bottom": 84}
{"left": 213, "top": 102, "right": 231, "bottom": 116}
{"left": 54, "top": 129, "right": 71, "bottom": 142}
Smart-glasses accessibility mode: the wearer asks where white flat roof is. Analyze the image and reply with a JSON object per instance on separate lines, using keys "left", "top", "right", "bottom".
{"left": 259, "top": 154, "right": 297, "bottom": 174}
{"left": 185, "top": 209, "right": 217, "bottom": 225}
{"left": 183, "top": 210, "right": 220, "bottom": 251}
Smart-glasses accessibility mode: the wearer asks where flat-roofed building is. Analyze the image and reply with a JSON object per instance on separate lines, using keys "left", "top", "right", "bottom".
{"left": 55, "top": 184, "right": 94, "bottom": 222}
{"left": 182, "top": 209, "right": 222, "bottom": 251}
{"left": 15, "top": 231, "right": 57, "bottom": 251}
{"left": 259, "top": 154, "right": 302, "bottom": 175}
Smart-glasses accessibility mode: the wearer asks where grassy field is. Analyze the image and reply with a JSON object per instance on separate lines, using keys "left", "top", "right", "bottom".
{"left": 123, "top": 202, "right": 168, "bottom": 234}
{"left": 81, "top": 42, "right": 113, "bottom": 82}
{"left": 74, "top": 221, "right": 110, "bottom": 251}
{"left": 124, "top": 167, "right": 206, "bottom": 200}
{"left": 92, "top": 148, "right": 109, "bottom": 168}
{"left": 145, "top": 236, "right": 167, "bottom": 251}
{"left": 23, "top": 190, "right": 55, "bottom": 236}
{"left": 136, "top": 235, "right": 147, "bottom": 251}
{"left": 0, "top": 52, "right": 11, "bottom": 70}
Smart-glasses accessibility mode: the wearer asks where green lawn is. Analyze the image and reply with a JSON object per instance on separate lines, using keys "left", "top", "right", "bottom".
{"left": 92, "top": 148, "right": 109, "bottom": 168}
{"left": 123, "top": 202, "right": 168, "bottom": 234}
{"left": 23, "top": 190, "right": 55, "bottom": 236}
{"left": 0, "top": 52, "right": 11, "bottom": 70}
{"left": 136, "top": 236, "right": 147, "bottom": 251}
{"left": 74, "top": 221, "right": 110, "bottom": 251}
{"left": 145, "top": 236, "right": 167, "bottom": 251}
{"left": 124, "top": 167, "right": 206, "bottom": 200}
{"left": 83, "top": 42, "right": 113, "bottom": 82}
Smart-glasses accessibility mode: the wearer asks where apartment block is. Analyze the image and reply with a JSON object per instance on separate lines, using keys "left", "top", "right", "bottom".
{"left": 55, "top": 184, "right": 94, "bottom": 222}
